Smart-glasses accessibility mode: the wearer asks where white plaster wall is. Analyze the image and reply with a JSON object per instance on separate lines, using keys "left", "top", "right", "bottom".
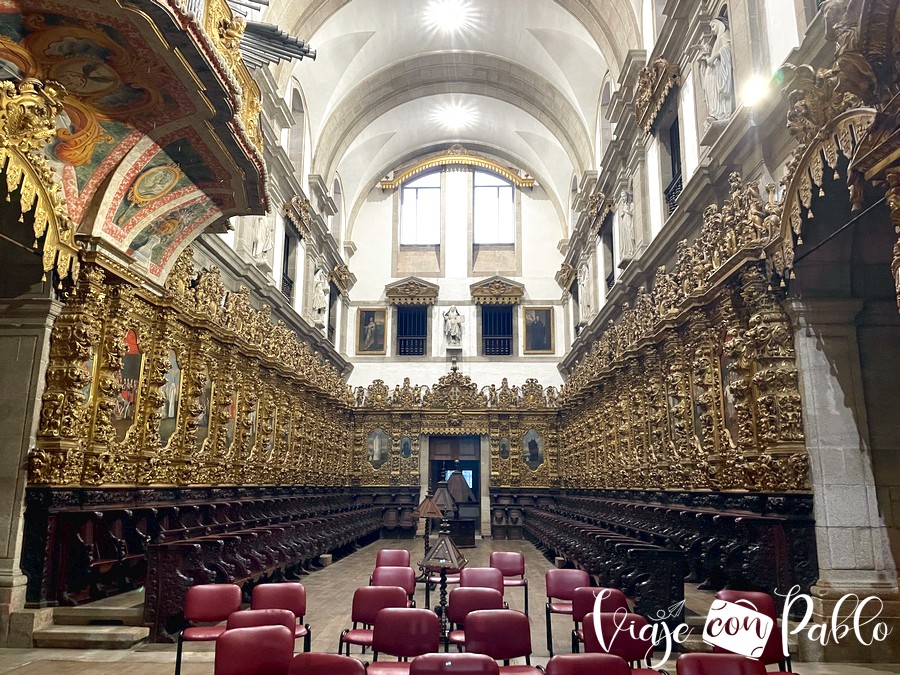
{"left": 764, "top": 0, "right": 800, "bottom": 75}
{"left": 680, "top": 71, "right": 700, "bottom": 181}
{"left": 646, "top": 138, "right": 664, "bottom": 239}
{"left": 271, "top": 214, "right": 285, "bottom": 286}
{"left": 345, "top": 179, "right": 566, "bottom": 389}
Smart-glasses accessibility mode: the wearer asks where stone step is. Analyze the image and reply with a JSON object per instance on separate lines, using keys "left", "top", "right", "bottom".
{"left": 32, "top": 624, "right": 149, "bottom": 649}
{"left": 53, "top": 604, "right": 146, "bottom": 626}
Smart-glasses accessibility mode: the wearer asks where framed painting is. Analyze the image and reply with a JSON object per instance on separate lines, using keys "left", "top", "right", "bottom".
{"left": 357, "top": 308, "right": 387, "bottom": 355}
{"left": 524, "top": 307, "right": 553, "bottom": 354}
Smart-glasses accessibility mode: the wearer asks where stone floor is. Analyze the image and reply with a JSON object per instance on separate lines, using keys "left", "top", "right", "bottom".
{"left": 0, "top": 537, "right": 898, "bottom": 673}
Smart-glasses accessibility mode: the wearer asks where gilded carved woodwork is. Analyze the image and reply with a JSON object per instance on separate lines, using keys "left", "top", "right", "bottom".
{"left": 330, "top": 264, "right": 353, "bottom": 294}
{"left": 559, "top": 174, "right": 809, "bottom": 493}
{"left": 634, "top": 58, "right": 680, "bottom": 133}
{"left": 556, "top": 262, "right": 577, "bottom": 292}
{"left": 283, "top": 197, "right": 312, "bottom": 238}
{"left": 30, "top": 247, "right": 349, "bottom": 488}
{"left": 379, "top": 145, "right": 536, "bottom": 190}
{"left": 0, "top": 78, "right": 79, "bottom": 285}
{"left": 351, "top": 370, "right": 559, "bottom": 487}
{"left": 774, "top": 0, "right": 900, "bottom": 312}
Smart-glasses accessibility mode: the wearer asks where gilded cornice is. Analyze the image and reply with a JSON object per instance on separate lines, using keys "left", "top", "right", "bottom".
{"left": 330, "top": 264, "right": 353, "bottom": 294}
{"left": 587, "top": 192, "right": 615, "bottom": 232}
{"left": 470, "top": 276, "right": 525, "bottom": 305}
{"left": 634, "top": 58, "right": 680, "bottom": 133}
{"left": 385, "top": 277, "right": 439, "bottom": 305}
{"left": 0, "top": 78, "right": 79, "bottom": 286}
{"left": 380, "top": 144, "right": 535, "bottom": 189}
{"left": 283, "top": 196, "right": 312, "bottom": 238}
{"left": 556, "top": 262, "right": 577, "bottom": 291}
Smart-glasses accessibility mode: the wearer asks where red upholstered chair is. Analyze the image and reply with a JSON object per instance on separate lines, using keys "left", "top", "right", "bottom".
{"left": 583, "top": 612, "right": 656, "bottom": 674}
{"left": 214, "top": 625, "right": 294, "bottom": 675}
{"left": 226, "top": 608, "right": 296, "bottom": 633}
{"left": 544, "top": 568, "right": 589, "bottom": 655}
{"left": 446, "top": 587, "right": 504, "bottom": 650}
{"left": 714, "top": 590, "right": 791, "bottom": 671}
{"left": 376, "top": 549, "right": 411, "bottom": 567}
{"left": 676, "top": 653, "right": 768, "bottom": 675}
{"left": 490, "top": 551, "right": 528, "bottom": 615}
{"left": 289, "top": 652, "right": 367, "bottom": 675}
{"left": 372, "top": 565, "right": 417, "bottom": 606}
{"left": 546, "top": 653, "right": 632, "bottom": 675}
{"left": 571, "top": 587, "right": 628, "bottom": 653}
{"left": 251, "top": 583, "right": 312, "bottom": 652}
{"left": 368, "top": 607, "right": 441, "bottom": 675}
{"left": 465, "top": 609, "right": 541, "bottom": 674}
{"left": 176, "top": 583, "right": 242, "bottom": 675}
{"left": 338, "top": 585, "right": 408, "bottom": 656}
{"left": 460, "top": 567, "right": 505, "bottom": 597}
{"left": 410, "top": 653, "right": 501, "bottom": 674}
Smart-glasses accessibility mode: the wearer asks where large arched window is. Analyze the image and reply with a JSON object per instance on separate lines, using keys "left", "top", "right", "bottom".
{"left": 400, "top": 171, "right": 441, "bottom": 245}
{"left": 473, "top": 170, "right": 515, "bottom": 244}
{"left": 289, "top": 88, "right": 305, "bottom": 167}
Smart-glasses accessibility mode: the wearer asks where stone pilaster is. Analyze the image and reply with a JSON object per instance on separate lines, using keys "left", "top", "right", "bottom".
{"left": 786, "top": 298, "right": 900, "bottom": 662}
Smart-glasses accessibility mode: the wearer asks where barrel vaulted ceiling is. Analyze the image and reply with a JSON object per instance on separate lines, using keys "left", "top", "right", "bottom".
{"left": 266, "top": 0, "right": 641, "bottom": 226}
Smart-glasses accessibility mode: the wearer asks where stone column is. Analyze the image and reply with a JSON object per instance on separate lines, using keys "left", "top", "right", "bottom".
{"left": 786, "top": 298, "right": 900, "bottom": 662}
{"left": 0, "top": 296, "right": 60, "bottom": 646}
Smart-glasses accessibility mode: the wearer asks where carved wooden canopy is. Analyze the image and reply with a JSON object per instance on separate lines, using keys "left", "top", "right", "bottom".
{"left": 634, "top": 58, "right": 680, "bottom": 133}
{"left": 470, "top": 276, "right": 525, "bottom": 305}
{"left": 283, "top": 196, "right": 311, "bottom": 238}
{"left": 385, "top": 277, "right": 440, "bottom": 305}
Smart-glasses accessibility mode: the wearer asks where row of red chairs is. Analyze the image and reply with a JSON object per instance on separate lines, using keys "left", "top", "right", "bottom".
{"left": 175, "top": 582, "right": 311, "bottom": 675}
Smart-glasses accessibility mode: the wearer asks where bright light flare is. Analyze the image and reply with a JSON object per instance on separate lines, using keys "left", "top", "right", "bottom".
{"left": 423, "top": 0, "right": 475, "bottom": 34}
{"left": 430, "top": 102, "right": 478, "bottom": 131}
{"left": 741, "top": 74, "right": 770, "bottom": 106}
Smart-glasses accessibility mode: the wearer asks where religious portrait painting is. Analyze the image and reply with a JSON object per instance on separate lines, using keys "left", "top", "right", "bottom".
{"left": 524, "top": 307, "right": 553, "bottom": 353}
{"left": 367, "top": 428, "right": 391, "bottom": 469}
{"left": 357, "top": 308, "right": 386, "bottom": 355}
{"left": 522, "top": 429, "right": 545, "bottom": 470}
{"left": 113, "top": 329, "right": 143, "bottom": 440}
{"left": 159, "top": 349, "right": 181, "bottom": 446}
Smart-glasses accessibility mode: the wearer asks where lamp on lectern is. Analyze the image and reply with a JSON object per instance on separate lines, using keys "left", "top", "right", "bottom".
{"left": 420, "top": 519, "right": 468, "bottom": 639}
{"left": 412, "top": 490, "right": 444, "bottom": 581}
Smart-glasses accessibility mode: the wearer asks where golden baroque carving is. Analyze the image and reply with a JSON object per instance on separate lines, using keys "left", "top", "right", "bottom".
{"left": 0, "top": 78, "right": 79, "bottom": 285}
{"left": 385, "top": 277, "right": 439, "bottom": 305}
{"left": 330, "top": 264, "right": 352, "bottom": 294}
{"left": 634, "top": 58, "right": 680, "bottom": 133}
{"left": 283, "top": 196, "right": 312, "bottom": 237}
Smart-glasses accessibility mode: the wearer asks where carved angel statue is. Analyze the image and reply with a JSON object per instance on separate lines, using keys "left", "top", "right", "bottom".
{"left": 699, "top": 17, "right": 735, "bottom": 124}
{"left": 443, "top": 305, "right": 464, "bottom": 347}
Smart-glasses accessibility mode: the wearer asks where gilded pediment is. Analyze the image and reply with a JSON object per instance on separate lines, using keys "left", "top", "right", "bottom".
{"left": 385, "top": 277, "right": 439, "bottom": 305}
{"left": 470, "top": 276, "right": 524, "bottom": 305}
{"left": 634, "top": 58, "right": 680, "bottom": 133}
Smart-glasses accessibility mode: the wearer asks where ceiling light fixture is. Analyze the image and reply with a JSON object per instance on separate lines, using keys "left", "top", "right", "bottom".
{"left": 423, "top": 0, "right": 474, "bottom": 34}
{"left": 430, "top": 103, "right": 478, "bottom": 130}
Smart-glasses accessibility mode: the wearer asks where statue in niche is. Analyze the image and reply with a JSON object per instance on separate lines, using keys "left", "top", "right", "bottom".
{"left": 443, "top": 305, "right": 464, "bottom": 347}
{"left": 312, "top": 265, "right": 329, "bottom": 319}
{"left": 618, "top": 189, "right": 635, "bottom": 260}
{"left": 699, "top": 16, "right": 735, "bottom": 125}
{"left": 249, "top": 216, "right": 274, "bottom": 260}
{"left": 577, "top": 262, "right": 593, "bottom": 320}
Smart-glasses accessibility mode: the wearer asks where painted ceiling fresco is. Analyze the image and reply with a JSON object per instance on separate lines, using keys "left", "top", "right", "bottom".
{"left": 0, "top": 0, "right": 266, "bottom": 284}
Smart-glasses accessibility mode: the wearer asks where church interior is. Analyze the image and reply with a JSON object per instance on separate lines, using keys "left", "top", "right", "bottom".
{"left": 1, "top": 0, "right": 899, "bottom": 672}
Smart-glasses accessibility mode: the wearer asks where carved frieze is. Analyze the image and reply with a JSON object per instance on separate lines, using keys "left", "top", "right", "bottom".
{"left": 470, "top": 276, "right": 525, "bottom": 305}
{"left": 385, "top": 277, "right": 439, "bottom": 305}
{"left": 634, "top": 58, "right": 680, "bottom": 133}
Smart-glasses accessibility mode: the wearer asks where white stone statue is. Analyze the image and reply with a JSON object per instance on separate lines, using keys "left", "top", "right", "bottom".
{"left": 618, "top": 189, "right": 635, "bottom": 260}
{"left": 699, "top": 17, "right": 735, "bottom": 125}
{"left": 577, "top": 262, "right": 592, "bottom": 320}
{"left": 249, "top": 216, "right": 274, "bottom": 260}
{"left": 312, "top": 266, "right": 329, "bottom": 317}
{"left": 443, "top": 305, "right": 464, "bottom": 347}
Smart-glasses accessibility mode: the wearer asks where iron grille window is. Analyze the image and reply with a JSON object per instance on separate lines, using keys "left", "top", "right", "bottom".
{"left": 664, "top": 117, "right": 683, "bottom": 216}
{"left": 397, "top": 305, "right": 427, "bottom": 356}
{"left": 481, "top": 305, "right": 513, "bottom": 356}
{"left": 281, "top": 231, "right": 295, "bottom": 301}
